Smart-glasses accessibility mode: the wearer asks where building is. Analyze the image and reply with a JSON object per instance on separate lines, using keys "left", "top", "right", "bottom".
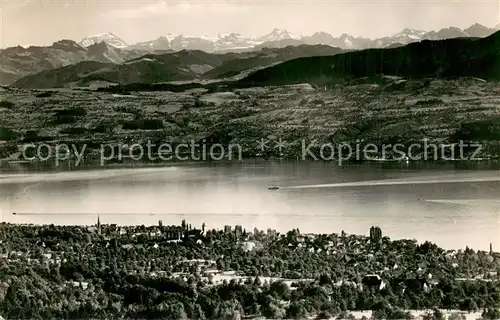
{"left": 224, "top": 225, "right": 232, "bottom": 233}
{"left": 234, "top": 225, "right": 243, "bottom": 238}
{"left": 185, "top": 228, "right": 203, "bottom": 240}
{"left": 267, "top": 228, "right": 277, "bottom": 238}
{"left": 97, "top": 215, "right": 101, "bottom": 235}
{"left": 362, "top": 274, "right": 382, "bottom": 288}
{"left": 165, "top": 227, "right": 183, "bottom": 241}
{"left": 164, "top": 220, "right": 204, "bottom": 242}
{"left": 370, "top": 226, "right": 382, "bottom": 242}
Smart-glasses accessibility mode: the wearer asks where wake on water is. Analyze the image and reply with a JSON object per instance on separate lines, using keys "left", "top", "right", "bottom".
{"left": 274, "top": 173, "right": 500, "bottom": 207}
{"left": 0, "top": 167, "right": 180, "bottom": 185}
{"left": 280, "top": 174, "right": 500, "bottom": 190}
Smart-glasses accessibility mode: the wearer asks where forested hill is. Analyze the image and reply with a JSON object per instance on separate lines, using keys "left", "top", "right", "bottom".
{"left": 237, "top": 31, "right": 500, "bottom": 87}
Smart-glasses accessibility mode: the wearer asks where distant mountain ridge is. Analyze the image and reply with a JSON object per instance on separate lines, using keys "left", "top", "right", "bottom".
{"left": 77, "top": 23, "right": 500, "bottom": 52}
{"left": 235, "top": 30, "right": 500, "bottom": 87}
{"left": 2, "top": 23, "right": 498, "bottom": 86}
{"left": 0, "top": 40, "right": 168, "bottom": 85}
{"left": 127, "top": 33, "right": 262, "bottom": 52}
{"left": 12, "top": 28, "right": 500, "bottom": 90}
{"left": 0, "top": 40, "right": 173, "bottom": 85}
{"left": 88, "top": 29, "right": 500, "bottom": 94}
{"left": 11, "top": 45, "right": 344, "bottom": 89}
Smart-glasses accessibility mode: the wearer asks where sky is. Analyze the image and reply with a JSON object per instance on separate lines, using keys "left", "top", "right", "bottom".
{"left": 1, "top": 0, "right": 500, "bottom": 48}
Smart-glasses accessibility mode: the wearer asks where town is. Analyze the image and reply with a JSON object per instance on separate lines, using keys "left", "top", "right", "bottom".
{"left": 1, "top": 220, "right": 499, "bottom": 319}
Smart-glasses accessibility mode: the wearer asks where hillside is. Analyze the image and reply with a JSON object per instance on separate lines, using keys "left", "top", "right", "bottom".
{"left": 1, "top": 77, "right": 500, "bottom": 162}
{"left": 202, "top": 45, "right": 343, "bottom": 79}
{"left": 11, "top": 45, "right": 344, "bottom": 89}
{"left": 9, "top": 50, "right": 226, "bottom": 88}
{"left": 0, "top": 41, "right": 147, "bottom": 85}
{"left": 237, "top": 31, "right": 500, "bottom": 87}
{"left": 81, "top": 50, "right": 235, "bottom": 85}
{"left": 10, "top": 61, "right": 115, "bottom": 89}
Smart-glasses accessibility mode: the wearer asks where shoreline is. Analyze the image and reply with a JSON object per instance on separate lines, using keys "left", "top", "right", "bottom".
{"left": 1, "top": 157, "right": 500, "bottom": 173}
{"left": 1, "top": 221, "right": 498, "bottom": 254}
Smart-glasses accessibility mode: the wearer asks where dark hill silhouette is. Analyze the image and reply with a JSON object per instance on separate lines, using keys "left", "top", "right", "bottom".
{"left": 236, "top": 31, "right": 500, "bottom": 87}
{"left": 71, "top": 31, "right": 500, "bottom": 93}
{"left": 202, "top": 45, "right": 343, "bottom": 79}
{"left": 11, "top": 61, "right": 113, "bottom": 89}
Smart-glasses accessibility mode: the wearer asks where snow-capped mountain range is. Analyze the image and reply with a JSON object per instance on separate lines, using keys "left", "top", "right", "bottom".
{"left": 256, "top": 28, "right": 301, "bottom": 42}
{"left": 77, "top": 23, "right": 500, "bottom": 53}
{"left": 79, "top": 32, "right": 128, "bottom": 48}
{"left": 125, "top": 32, "right": 262, "bottom": 52}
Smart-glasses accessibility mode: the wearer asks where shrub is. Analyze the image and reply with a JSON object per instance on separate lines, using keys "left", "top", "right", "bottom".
{"left": 451, "top": 118, "right": 500, "bottom": 143}
{"left": 93, "top": 124, "right": 114, "bottom": 133}
{"left": 448, "top": 312, "right": 466, "bottom": 320}
{"left": 53, "top": 107, "right": 86, "bottom": 117}
{"left": 415, "top": 98, "right": 444, "bottom": 105}
{"left": 481, "top": 308, "right": 500, "bottom": 320}
{"left": 23, "top": 130, "right": 52, "bottom": 142}
{"left": 59, "top": 127, "right": 88, "bottom": 135}
{"left": 52, "top": 115, "right": 77, "bottom": 125}
{"left": 35, "top": 91, "right": 54, "bottom": 98}
{"left": 0, "top": 127, "right": 14, "bottom": 140}
{"left": 0, "top": 101, "right": 15, "bottom": 109}
{"left": 122, "top": 119, "right": 164, "bottom": 130}
{"left": 52, "top": 107, "right": 86, "bottom": 125}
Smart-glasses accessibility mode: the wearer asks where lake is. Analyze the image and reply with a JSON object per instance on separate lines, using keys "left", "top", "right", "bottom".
{"left": 1, "top": 160, "right": 499, "bottom": 251}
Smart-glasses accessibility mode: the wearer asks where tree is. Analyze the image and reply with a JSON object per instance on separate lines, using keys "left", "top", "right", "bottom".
{"left": 319, "top": 273, "right": 332, "bottom": 286}
{"left": 261, "top": 296, "right": 285, "bottom": 319}
{"left": 433, "top": 308, "right": 444, "bottom": 320}
{"left": 286, "top": 301, "right": 308, "bottom": 319}
{"left": 372, "top": 309, "right": 388, "bottom": 320}
{"left": 171, "top": 302, "right": 188, "bottom": 320}
{"left": 253, "top": 276, "right": 261, "bottom": 286}
{"left": 387, "top": 308, "right": 414, "bottom": 319}
{"left": 481, "top": 308, "right": 500, "bottom": 320}
{"left": 270, "top": 280, "right": 291, "bottom": 300}
{"left": 448, "top": 312, "right": 466, "bottom": 320}
{"left": 216, "top": 258, "right": 225, "bottom": 271}
{"left": 250, "top": 302, "right": 261, "bottom": 317}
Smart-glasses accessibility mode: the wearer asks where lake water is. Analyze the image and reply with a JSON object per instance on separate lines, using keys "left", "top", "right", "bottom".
{"left": 1, "top": 161, "right": 499, "bottom": 251}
